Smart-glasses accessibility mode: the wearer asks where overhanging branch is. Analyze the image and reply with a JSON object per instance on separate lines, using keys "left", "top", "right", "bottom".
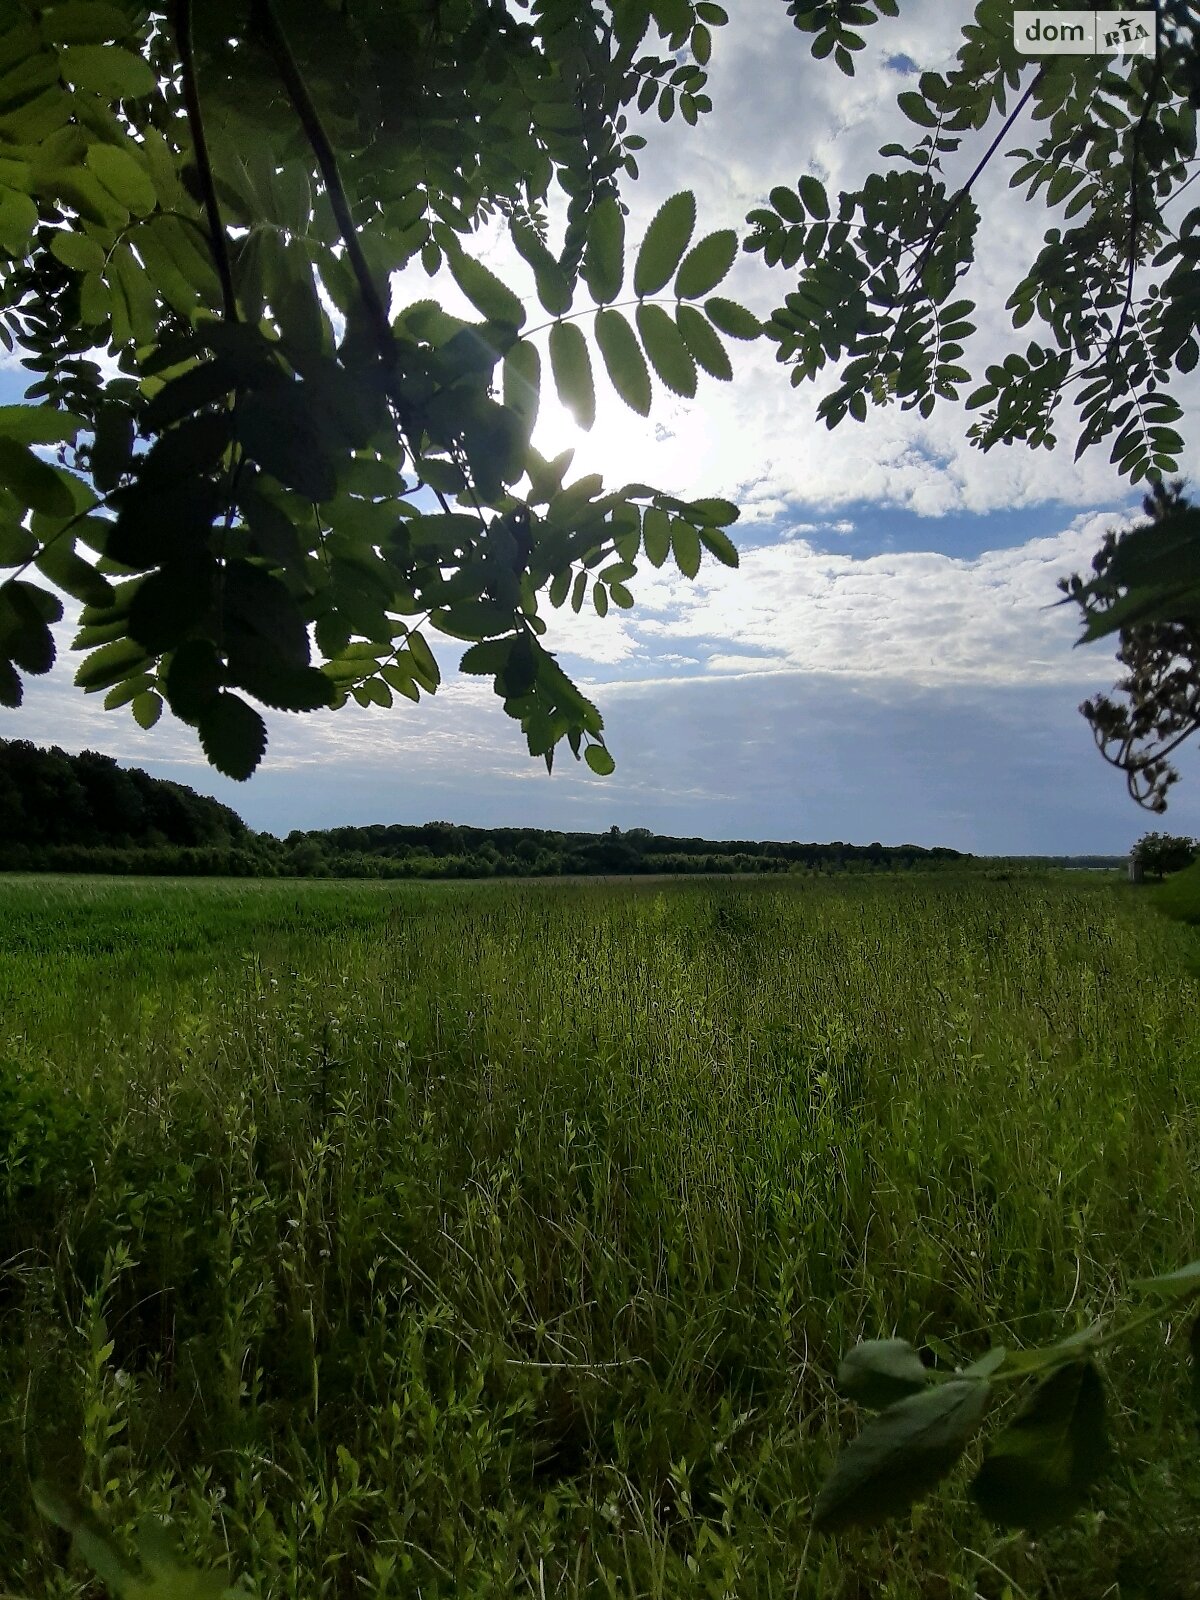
{"left": 172, "top": 0, "right": 236, "bottom": 324}
{"left": 250, "top": 0, "right": 393, "bottom": 357}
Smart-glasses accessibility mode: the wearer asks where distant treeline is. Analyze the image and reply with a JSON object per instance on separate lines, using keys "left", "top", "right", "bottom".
{"left": 1, "top": 737, "right": 981, "bottom": 878}
{"left": 279, "top": 821, "right": 968, "bottom": 878}
{"left": 0, "top": 739, "right": 277, "bottom": 876}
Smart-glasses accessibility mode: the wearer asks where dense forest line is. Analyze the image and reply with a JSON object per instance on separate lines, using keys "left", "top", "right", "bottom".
{"left": 0, "top": 739, "right": 1119, "bottom": 878}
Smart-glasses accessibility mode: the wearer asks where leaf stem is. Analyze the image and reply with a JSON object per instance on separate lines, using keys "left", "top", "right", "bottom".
{"left": 249, "top": 0, "right": 450, "bottom": 518}
{"left": 903, "top": 67, "right": 1046, "bottom": 296}
{"left": 172, "top": 0, "right": 237, "bottom": 324}
{"left": 1, "top": 485, "right": 121, "bottom": 589}
{"left": 522, "top": 293, "right": 714, "bottom": 342}
{"left": 1108, "top": 19, "right": 1167, "bottom": 366}
{"left": 250, "top": 0, "right": 391, "bottom": 358}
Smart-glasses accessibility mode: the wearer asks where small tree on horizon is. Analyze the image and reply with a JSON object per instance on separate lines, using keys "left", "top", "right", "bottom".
{"left": 1131, "top": 829, "right": 1199, "bottom": 879}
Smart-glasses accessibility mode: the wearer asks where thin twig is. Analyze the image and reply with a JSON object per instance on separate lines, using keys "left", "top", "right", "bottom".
{"left": 250, "top": 0, "right": 391, "bottom": 356}
{"left": 1108, "top": 11, "right": 1167, "bottom": 365}
{"left": 172, "top": 0, "right": 236, "bottom": 323}
{"left": 904, "top": 66, "right": 1047, "bottom": 295}
{"left": 249, "top": 0, "right": 460, "bottom": 519}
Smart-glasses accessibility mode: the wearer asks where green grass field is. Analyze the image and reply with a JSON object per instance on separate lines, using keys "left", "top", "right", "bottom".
{"left": 1, "top": 872, "right": 1198, "bottom": 1599}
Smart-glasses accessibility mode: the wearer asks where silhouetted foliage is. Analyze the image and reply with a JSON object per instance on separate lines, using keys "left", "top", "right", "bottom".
{"left": 0, "top": 737, "right": 256, "bottom": 871}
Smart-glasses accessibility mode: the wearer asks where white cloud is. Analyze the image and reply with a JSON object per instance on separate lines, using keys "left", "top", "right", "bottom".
{"left": 457, "top": 0, "right": 1200, "bottom": 518}
{"left": 540, "top": 509, "right": 1133, "bottom": 689}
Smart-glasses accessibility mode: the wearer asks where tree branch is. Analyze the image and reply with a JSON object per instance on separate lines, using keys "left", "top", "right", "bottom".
{"left": 1108, "top": 13, "right": 1167, "bottom": 366}
{"left": 903, "top": 66, "right": 1046, "bottom": 295}
{"left": 250, "top": 0, "right": 392, "bottom": 356}
{"left": 172, "top": 0, "right": 236, "bottom": 324}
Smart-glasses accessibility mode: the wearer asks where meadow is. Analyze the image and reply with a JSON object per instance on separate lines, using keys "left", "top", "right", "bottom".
{"left": 0, "top": 871, "right": 1197, "bottom": 1599}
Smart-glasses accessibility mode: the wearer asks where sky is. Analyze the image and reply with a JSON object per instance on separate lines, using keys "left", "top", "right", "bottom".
{"left": 2, "top": 0, "right": 1195, "bottom": 854}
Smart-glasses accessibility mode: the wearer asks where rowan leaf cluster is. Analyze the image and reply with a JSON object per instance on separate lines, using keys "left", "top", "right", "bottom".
{"left": 0, "top": 0, "right": 750, "bottom": 779}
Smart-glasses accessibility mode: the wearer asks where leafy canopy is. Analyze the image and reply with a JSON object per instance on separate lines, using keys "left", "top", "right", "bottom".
{"left": 0, "top": 0, "right": 1197, "bottom": 792}
{"left": 1131, "top": 826, "right": 1198, "bottom": 875}
{"left": 0, "top": 0, "right": 746, "bottom": 778}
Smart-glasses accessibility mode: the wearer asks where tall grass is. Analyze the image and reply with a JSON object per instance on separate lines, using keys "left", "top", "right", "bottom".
{"left": 1, "top": 873, "right": 1197, "bottom": 1598}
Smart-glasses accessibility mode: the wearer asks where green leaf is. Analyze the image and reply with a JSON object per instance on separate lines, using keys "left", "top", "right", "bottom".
{"left": 1131, "top": 1260, "right": 1200, "bottom": 1300}
{"left": 406, "top": 630, "right": 440, "bottom": 690}
{"left": 595, "top": 309, "right": 652, "bottom": 416}
{"left": 675, "top": 304, "right": 732, "bottom": 380}
{"left": 962, "top": 1347, "right": 1009, "bottom": 1380}
{"left": 674, "top": 229, "right": 738, "bottom": 299}
{"left": 0, "top": 580, "right": 59, "bottom": 673}
{"left": 511, "top": 219, "right": 572, "bottom": 316}
{"left": 770, "top": 185, "right": 805, "bottom": 224}
{"left": 433, "top": 600, "right": 516, "bottom": 641}
{"left": 49, "top": 231, "right": 107, "bottom": 274}
{"left": 671, "top": 519, "right": 701, "bottom": 578}
{"left": 105, "top": 673, "right": 153, "bottom": 710}
{"left": 838, "top": 1340, "right": 930, "bottom": 1409}
{"left": 57, "top": 43, "right": 156, "bottom": 98}
{"left": 582, "top": 196, "right": 625, "bottom": 304}
{"left": 0, "top": 439, "right": 75, "bottom": 517}
{"left": 127, "top": 563, "right": 214, "bottom": 653}
{"left": 447, "top": 248, "right": 526, "bottom": 328}
{"left": 798, "top": 175, "right": 830, "bottom": 219}
{"left": 198, "top": 691, "right": 268, "bottom": 780}
{"left": 503, "top": 339, "right": 540, "bottom": 441}
{"left": 459, "top": 637, "right": 513, "bottom": 675}
{"left": 380, "top": 663, "right": 419, "bottom": 702}
{"left": 39, "top": 4, "right": 134, "bottom": 44}
{"left": 231, "top": 653, "right": 334, "bottom": 713}
{"left": 812, "top": 1380, "right": 989, "bottom": 1533}
{"left": 0, "top": 657, "right": 20, "bottom": 705}
{"left": 634, "top": 190, "right": 696, "bottom": 298}
{"left": 85, "top": 142, "right": 156, "bottom": 217}
{"left": 698, "top": 525, "right": 739, "bottom": 567}
{"left": 141, "top": 415, "right": 231, "bottom": 491}
{"left": 0, "top": 187, "right": 37, "bottom": 256}
{"left": 585, "top": 744, "right": 615, "bottom": 775}
{"left": 549, "top": 320, "right": 596, "bottom": 430}
{"left": 705, "top": 297, "right": 761, "bottom": 339}
{"left": 31, "top": 1483, "right": 134, "bottom": 1594}
{"left": 0, "top": 403, "right": 84, "bottom": 448}
{"left": 643, "top": 507, "right": 672, "bottom": 568}
{"left": 143, "top": 360, "right": 237, "bottom": 431}
{"left": 0, "top": 523, "right": 36, "bottom": 566}
{"left": 165, "top": 638, "right": 222, "bottom": 723}
{"left": 1190, "top": 1314, "right": 1200, "bottom": 1430}
{"left": 687, "top": 496, "right": 739, "bottom": 525}
{"left": 636, "top": 303, "right": 697, "bottom": 398}
{"left": 131, "top": 688, "right": 162, "bottom": 729}
{"left": 970, "top": 1362, "right": 1110, "bottom": 1532}
{"left": 237, "top": 390, "right": 336, "bottom": 503}
{"left": 460, "top": 395, "right": 525, "bottom": 500}
{"left": 898, "top": 90, "right": 937, "bottom": 127}
{"left": 994, "top": 1324, "right": 1103, "bottom": 1378}
{"left": 74, "top": 636, "right": 150, "bottom": 692}
{"left": 35, "top": 541, "right": 114, "bottom": 607}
